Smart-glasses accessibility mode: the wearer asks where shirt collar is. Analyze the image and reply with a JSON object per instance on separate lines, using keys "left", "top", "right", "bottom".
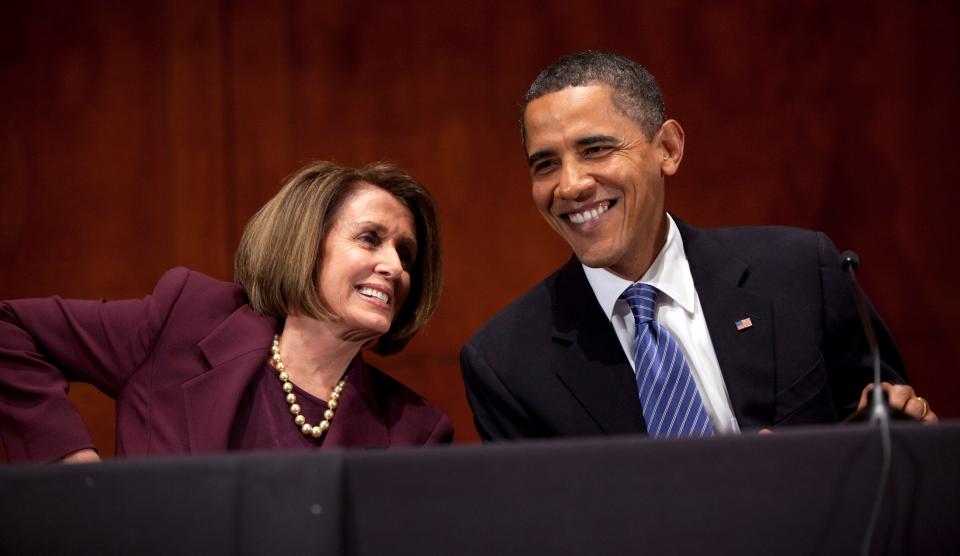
{"left": 582, "top": 214, "right": 696, "bottom": 319}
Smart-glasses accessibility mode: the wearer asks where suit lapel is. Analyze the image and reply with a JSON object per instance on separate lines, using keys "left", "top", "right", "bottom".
{"left": 550, "top": 257, "right": 648, "bottom": 435}
{"left": 677, "top": 219, "right": 776, "bottom": 429}
{"left": 183, "top": 305, "right": 279, "bottom": 453}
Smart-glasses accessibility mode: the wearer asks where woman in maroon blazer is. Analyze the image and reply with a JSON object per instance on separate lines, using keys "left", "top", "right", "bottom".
{"left": 0, "top": 161, "right": 453, "bottom": 462}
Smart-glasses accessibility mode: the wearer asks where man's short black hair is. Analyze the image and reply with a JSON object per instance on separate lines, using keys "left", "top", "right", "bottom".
{"left": 520, "top": 50, "right": 667, "bottom": 147}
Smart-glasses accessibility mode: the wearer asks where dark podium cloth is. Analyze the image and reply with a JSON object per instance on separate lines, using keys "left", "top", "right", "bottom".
{"left": 1, "top": 424, "right": 957, "bottom": 555}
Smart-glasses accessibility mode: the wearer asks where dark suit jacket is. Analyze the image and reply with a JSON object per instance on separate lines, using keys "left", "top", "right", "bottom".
{"left": 460, "top": 219, "right": 906, "bottom": 440}
{"left": 0, "top": 267, "right": 452, "bottom": 462}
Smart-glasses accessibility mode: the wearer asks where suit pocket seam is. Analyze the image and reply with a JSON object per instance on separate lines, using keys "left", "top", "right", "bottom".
{"left": 777, "top": 353, "right": 826, "bottom": 396}
{"left": 774, "top": 354, "right": 829, "bottom": 424}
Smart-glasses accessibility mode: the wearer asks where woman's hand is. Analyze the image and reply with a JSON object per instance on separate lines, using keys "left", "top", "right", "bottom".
{"left": 61, "top": 448, "right": 101, "bottom": 463}
{"left": 857, "top": 382, "right": 938, "bottom": 423}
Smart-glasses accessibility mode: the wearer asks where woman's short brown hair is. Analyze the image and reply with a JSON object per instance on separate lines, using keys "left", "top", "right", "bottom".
{"left": 234, "top": 161, "right": 442, "bottom": 355}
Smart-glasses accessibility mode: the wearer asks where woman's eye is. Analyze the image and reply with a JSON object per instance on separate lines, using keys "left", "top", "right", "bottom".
{"left": 358, "top": 233, "right": 380, "bottom": 246}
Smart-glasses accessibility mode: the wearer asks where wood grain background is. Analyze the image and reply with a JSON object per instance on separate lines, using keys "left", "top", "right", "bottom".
{"left": 2, "top": 0, "right": 957, "bottom": 458}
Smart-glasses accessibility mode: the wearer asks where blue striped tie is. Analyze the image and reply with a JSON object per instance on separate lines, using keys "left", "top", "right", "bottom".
{"left": 622, "top": 283, "right": 714, "bottom": 437}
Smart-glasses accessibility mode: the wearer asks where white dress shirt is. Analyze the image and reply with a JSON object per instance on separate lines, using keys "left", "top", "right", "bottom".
{"left": 582, "top": 215, "right": 740, "bottom": 434}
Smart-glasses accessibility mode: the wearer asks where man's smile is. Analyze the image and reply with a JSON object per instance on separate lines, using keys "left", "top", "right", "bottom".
{"left": 561, "top": 200, "right": 616, "bottom": 225}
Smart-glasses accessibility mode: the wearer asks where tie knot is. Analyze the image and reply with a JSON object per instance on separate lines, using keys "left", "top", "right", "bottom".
{"left": 621, "top": 283, "right": 659, "bottom": 324}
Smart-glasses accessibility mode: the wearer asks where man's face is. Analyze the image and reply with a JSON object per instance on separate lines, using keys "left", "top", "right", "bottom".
{"left": 523, "top": 84, "right": 677, "bottom": 280}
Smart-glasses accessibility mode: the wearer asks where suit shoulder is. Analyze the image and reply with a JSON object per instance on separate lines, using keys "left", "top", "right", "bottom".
{"left": 156, "top": 267, "right": 246, "bottom": 308}
{"left": 365, "top": 363, "right": 453, "bottom": 443}
{"left": 692, "top": 224, "right": 831, "bottom": 269}
{"left": 699, "top": 224, "right": 822, "bottom": 249}
{"left": 148, "top": 268, "right": 249, "bottom": 334}
{"left": 367, "top": 364, "right": 445, "bottom": 415}
{"left": 159, "top": 266, "right": 242, "bottom": 295}
{"left": 465, "top": 268, "right": 560, "bottom": 349}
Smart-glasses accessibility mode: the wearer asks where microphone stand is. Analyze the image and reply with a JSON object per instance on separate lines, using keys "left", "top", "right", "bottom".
{"left": 840, "top": 250, "right": 891, "bottom": 424}
{"left": 839, "top": 250, "right": 891, "bottom": 556}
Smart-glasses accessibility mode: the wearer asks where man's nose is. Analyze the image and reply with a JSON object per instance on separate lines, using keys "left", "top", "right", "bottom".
{"left": 557, "top": 160, "right": 595, "bottom": 201}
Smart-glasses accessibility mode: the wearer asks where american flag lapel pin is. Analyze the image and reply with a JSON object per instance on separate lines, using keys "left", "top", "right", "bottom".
{"left": 735, "top": 317, "right": 753, "bottom": 331}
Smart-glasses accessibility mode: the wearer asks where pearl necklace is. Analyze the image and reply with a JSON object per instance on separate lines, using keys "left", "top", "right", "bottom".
{"left": 269, "top": 334, "right": 346, "bottom": 439}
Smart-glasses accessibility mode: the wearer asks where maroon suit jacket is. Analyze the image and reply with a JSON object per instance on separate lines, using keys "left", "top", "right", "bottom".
{"left": 0, "top": 267, "right": 453, "bottom": 462}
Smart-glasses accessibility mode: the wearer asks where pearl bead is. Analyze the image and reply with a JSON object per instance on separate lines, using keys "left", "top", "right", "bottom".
{"left": 271, "top": 334, "right": 346, "bottom": 442}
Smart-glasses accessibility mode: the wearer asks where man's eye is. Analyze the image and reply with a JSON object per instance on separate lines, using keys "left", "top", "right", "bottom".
{"left": 583, "top": 145, "right": 612, "bottom": 157}
{"left": 532, "top": 160, "right": 558, "bottom": 175}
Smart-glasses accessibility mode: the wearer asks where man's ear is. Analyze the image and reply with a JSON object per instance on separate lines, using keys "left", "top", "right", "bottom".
{"left": 656, "top": 119, "right": 684, "bottom": 176}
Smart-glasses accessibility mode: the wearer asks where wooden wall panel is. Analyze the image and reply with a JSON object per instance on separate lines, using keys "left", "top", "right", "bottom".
{"left": 1, "top": 2, "right": 168, "bottom": 299}
{"left": 0, "top": 0, "right": 230, "bottom": 459}
{"left": 166, "top": 0, "right": 230, "bottom": 278}
{"left": 224, "top": 0, "right": 300, "bottom": 245}
{"left": 2, "top": 1, "right": 957, "bottom": 460}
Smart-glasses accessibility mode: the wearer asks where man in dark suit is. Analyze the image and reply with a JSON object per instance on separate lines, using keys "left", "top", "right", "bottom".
{"left": 460, "top": 51, "right": 936, "bottom": 440}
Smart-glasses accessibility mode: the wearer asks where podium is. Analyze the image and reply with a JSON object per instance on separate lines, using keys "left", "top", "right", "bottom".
{"left": 2, "top": 424, "right": 958, "bottom": 555}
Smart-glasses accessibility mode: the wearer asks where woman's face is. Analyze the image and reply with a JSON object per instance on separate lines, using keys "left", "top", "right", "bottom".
{"left": 318, "top": 183, "right": 417, "bottom": 342}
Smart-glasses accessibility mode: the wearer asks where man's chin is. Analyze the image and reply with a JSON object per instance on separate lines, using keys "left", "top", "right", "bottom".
{"left": 573, "top": 249, "right": 616, "bottom": 270}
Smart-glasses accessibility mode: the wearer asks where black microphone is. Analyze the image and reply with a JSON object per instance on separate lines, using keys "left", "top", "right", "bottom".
{"left": 840, "top": 250, "right": 860, "bottom": 272}
{"left": 840, "top": 249, "right": 891, "bottom": 424}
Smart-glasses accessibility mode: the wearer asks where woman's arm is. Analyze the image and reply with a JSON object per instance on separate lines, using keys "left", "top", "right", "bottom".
{"left": 0, "top": 268, "right": 192, "bottom": 462}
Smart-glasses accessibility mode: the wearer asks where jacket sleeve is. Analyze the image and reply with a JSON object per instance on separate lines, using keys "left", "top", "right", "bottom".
{"left": 817, "top": 232, "right": 907, "bottom": 417}
{"left": 0, "top": 267, "right": 191, "bottom": 462}
{"left": 423, "top": 413, "right": 455, "bottom": 445}
{"left": 460, "top": 342, "right": 539, "bottom": 441}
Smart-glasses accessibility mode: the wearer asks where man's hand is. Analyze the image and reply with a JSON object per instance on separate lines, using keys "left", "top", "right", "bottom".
{"left": 60, "top": 448, "right": 101, "bottom": 464}
{"left": 857, "top": 382, "right": 938, "bottom": 423}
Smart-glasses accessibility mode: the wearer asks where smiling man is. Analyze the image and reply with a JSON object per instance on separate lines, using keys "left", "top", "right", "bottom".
{"left": 460, "top": 51, "right": 936, "bottom": 440}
